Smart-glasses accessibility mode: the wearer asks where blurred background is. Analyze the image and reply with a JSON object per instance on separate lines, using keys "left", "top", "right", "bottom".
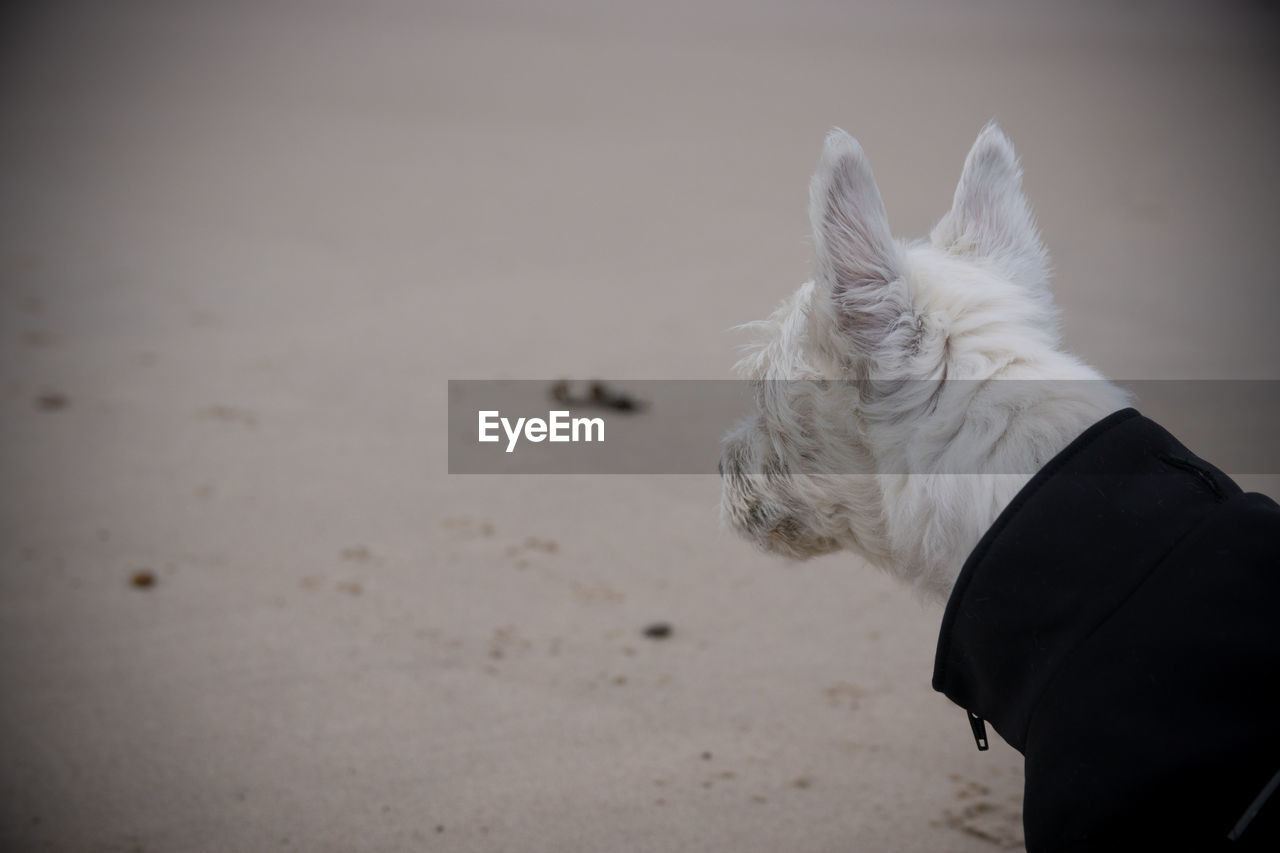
{"left": 2, "top": 1, "right": 1277, "bottom": 850}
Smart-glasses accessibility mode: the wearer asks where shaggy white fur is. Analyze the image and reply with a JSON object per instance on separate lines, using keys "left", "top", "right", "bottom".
{"left": 720, "top": 123, "right": 1129, "bottom": 601}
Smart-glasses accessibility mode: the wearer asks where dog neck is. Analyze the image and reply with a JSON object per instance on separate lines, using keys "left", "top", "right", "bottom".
{"left": 879, "top": 377, "right": 1131, "bottom": 602}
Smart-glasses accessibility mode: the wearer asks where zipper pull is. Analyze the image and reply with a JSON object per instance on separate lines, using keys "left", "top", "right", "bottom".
{"left": 967, "top": 711, "right": 989, "bottom": 751}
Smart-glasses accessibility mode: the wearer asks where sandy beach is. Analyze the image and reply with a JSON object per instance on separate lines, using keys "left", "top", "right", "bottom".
{"left": 2, "top": 2, "right": 1278, "bottom": 850}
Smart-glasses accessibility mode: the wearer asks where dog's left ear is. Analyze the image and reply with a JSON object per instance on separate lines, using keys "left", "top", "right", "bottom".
{"left": 931, "top": 122, "right": 1049, "bottom": 289}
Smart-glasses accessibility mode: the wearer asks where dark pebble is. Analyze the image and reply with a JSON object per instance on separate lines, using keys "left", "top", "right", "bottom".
{"left": 642, "top": 622, "right": 672, "bottom": 639}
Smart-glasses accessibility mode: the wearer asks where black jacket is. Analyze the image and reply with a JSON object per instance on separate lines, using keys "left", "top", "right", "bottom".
{"left": 934, "top": 408, "right": 1280, "bottom": 851}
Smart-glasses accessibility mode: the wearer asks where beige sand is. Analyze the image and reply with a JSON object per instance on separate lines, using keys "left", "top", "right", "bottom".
{"left": 2, "top": 2, "right": 1277, "bottom": 850}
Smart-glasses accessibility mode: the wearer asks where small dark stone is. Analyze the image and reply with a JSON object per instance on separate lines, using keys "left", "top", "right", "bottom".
{"left": 130, "top": 570, "right": 156, "bottom": 589}
{"left": 35, "top": 392, "right": 68, "bottom": 411}
{"left": 642, "top": 622, "right": 672, "bottom": 640}
{"left": 591, "top": 381, "right": 644, "bottom": 412}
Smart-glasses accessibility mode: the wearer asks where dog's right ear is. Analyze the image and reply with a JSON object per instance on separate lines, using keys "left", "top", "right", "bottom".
{"left": 931, "top": 122, "right": 1049, "bottom": 290}
{"left": 809, "top": 129, "right": 913, "bottom": 377}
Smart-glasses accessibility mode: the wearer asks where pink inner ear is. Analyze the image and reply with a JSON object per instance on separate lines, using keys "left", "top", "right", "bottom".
{"left": 808, "top": 139, "right": 925, "bottom": 380}
{"left": 818, "top": 150, "right": 900, "bottom": 289}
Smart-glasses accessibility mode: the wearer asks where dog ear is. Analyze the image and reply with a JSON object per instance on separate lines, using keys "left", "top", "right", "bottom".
{"left": 809, "top": 129, "right": 913, "bottom": 375}
{"left": 931, "top": 122, "right": 1048, "bottom": 289}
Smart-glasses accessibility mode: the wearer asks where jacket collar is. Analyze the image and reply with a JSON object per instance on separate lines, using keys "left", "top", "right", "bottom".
{"left": 933, "top": 407, "right": 1239, "bottom": 752}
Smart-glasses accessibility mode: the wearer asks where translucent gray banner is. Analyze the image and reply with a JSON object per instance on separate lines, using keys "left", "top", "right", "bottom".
{"left": 447, "top": 380, "right": 1280, "bottom": 474}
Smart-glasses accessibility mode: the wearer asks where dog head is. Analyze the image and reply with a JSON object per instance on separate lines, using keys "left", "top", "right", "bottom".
{"left": 719, "top": 123, "right": 1110, "bottom": 596}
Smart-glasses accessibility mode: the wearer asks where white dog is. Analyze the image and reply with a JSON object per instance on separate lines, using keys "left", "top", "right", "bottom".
{"left": 719, "top": 123, "right": 1129, "bottom": 601}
